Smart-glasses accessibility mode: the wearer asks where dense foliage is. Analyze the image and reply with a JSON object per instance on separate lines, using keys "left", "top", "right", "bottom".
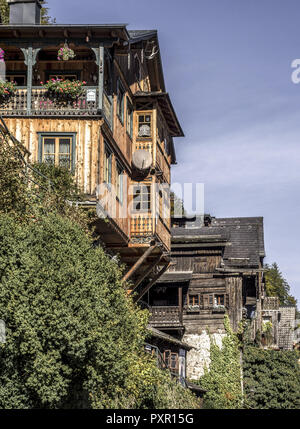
{"left": 264, "top": 262, "right": 297, "bottom": 307}
{"left": 197, "top": 316, "right": 243, "bottom": 409}
{"left": 243, "top": 346, "right": 300, "bottom": 409}
{"left": 0, "top": 132, "right": 200, "bottom": 409}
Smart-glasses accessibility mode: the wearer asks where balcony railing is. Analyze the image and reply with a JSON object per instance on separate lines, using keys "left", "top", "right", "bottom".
{"left": 0, "top": 87, "right": 100, "bottom": 116}
{"left": 149, "top": 306, "right": 182, "bottom": 327}
{"left": 130, "top": 213, "right": 153, "bottom": 244}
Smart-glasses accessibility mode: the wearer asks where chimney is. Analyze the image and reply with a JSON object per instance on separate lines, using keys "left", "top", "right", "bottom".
{"left": 7, "top": 0, "right": 43, "bottom": 25}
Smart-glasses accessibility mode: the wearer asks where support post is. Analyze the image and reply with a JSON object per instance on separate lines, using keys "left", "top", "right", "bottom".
{"left": 21, "top": 47, "right": 40, "bottom": 115}
{"left": 128, "top": 254, "right": 164, "bottom": 294}
{"left": 134, "top": 262, "right": 171, "bottom": 303}
{"left": 92, "top": 45, "right": 104, "bottom": 111}
{"left": 122, "top": 245, "right": 156, "bottom": 283}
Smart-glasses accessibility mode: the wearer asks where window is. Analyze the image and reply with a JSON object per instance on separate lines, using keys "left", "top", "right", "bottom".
{"left": 39, "top": 134, "right": 75, "bottom": 170}
{"left": 126, "top": 99, "right": 133, "bottom": 138}
{"left": 117, "top": 80, "right": 125, "bottom": 124}
{"left": 214, "top": 295, "right": 225, "bottom": 306}
{"left": 164, "top": 351, "right": 178, "bottom": 371}
{"left": 132, "top": 184, "right": 151, "bottom": 213}
{"left": 104, "top": 143, "right": 112, "bottom": 185}
{"left": 46, "top": 71, "right": 81, "bottom": 82}
{"left": 6, "top": 74, "right": 26, "bottom": 86}
{"left": 116, "top": 164, "right": 124, "bottom": 204}
{"left": 189, "top": 294, "right": 199, "bottom": 306}
{"left": 137, "top": 114, "right": 152, "bottom": 138}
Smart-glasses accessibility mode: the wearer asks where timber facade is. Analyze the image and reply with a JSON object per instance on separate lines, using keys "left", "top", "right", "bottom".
{"left": 0, "top": 0, "right": 183, "bottom": 296}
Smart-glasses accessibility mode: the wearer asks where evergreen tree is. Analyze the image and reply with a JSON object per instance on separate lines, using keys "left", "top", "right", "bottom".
{"left": 264, "top": 262, "right": 297, "bottom": 307}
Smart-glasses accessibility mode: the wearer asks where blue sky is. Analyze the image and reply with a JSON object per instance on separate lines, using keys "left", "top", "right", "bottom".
{"left": 48, "top": 0, "right": 300, "bottom": 302}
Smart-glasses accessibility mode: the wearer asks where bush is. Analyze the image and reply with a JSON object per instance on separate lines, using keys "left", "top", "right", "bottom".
{"left": 243, "top": 346, "right": 300, "bottom": 409}
{"left": 197, "top": 316, "right": 243, "bottom": 409}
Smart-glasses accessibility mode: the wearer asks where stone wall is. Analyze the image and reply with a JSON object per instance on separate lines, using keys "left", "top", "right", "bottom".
{"left": 183, "top": 330, "right": 226, "bottom": 380}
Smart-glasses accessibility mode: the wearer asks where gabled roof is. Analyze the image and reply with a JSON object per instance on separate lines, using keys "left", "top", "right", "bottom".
{"left": 171, "top": 216, "right": 265, "bottom": 269}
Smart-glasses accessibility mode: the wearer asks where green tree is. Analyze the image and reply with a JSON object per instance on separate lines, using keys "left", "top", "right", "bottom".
{"left": 264, "top": 262, "right": 297, "bottom": 307}
{"left": 197, "top": 316, "right": 243, "bottom": 409}
{"left": 243, "top": 346, "right": 300, "bottom": 409}
{"left": 0, "top": 131, "right": 200, "bottom": 409}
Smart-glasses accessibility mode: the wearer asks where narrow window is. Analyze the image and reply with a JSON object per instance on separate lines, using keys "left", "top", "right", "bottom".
{"left": 164, "top": 350, "right": 170, "bottom": 368}
{"left": 126, "top": 100, "right": 133, "bottom": 138}
{"left": 104, "top": 144, "right": 112, "bottom": 185}
{"left": 117, "top": 80, "right": 125, "bottom": 124}
{"left": 117, "top": 164, "right": 124, "bottom": 204}
{"left": 170, "top": 353, "right": 178, "bottom": 371}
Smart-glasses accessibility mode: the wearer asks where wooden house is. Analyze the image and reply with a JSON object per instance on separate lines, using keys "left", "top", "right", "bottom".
{"left": 146, "top": 215, "right": 266, "bottom": 338}
{"left": 0, "top": 0, "right": 183, "bottom": 293}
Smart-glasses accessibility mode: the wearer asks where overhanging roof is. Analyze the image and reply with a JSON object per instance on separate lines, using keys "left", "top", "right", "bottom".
{"left": 134, "top": 91, "right": 184, "bottom": 138}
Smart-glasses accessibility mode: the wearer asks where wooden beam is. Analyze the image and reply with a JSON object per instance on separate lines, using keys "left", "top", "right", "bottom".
{"left": 122, "top": 245, "right": 156, "bottom": 283}
{"left": 134, "top": 262, "right": 171, "bottom": 302}
{"left": 129, "top": 254, "right": 164, "bottom": 294}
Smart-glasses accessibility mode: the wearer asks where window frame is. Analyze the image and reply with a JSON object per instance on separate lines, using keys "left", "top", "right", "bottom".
{"left": 38, "top": 132, "right": 76, "bottom": 172}
{"left": 116, "top": 78, "right": 125, "bottom": 125}
{"left": 126, "top": 97, "right": 133, "bottom": 139}
{"left": 116, "top": 162, "right": 124, "bottom": 205}
{"left": 137, "top": 112, "right": 152, "bottom": 140}
{"left": 45, "top": 70, "right": 81, "bottom": 82}
{"left": 104, "top": 142, "right": 113, "bottom": 186}
{"left": 132, "top": 184, "right": 151, "bottom": 214}
{"left": 6, "top": 72, "right": 27, "bottom": 86}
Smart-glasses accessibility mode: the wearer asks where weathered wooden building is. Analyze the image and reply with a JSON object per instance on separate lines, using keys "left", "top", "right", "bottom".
{"left": 145, "top": 215, "right": 266, "bottom": 378}
{"left": 0, "top": 0, "right": 183, "bottom": 294}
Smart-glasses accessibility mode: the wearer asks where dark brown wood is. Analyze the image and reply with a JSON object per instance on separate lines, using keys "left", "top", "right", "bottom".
{"left": 135, "top": 262, "right": 171, "bottom": 302}
{"left": 122, "top": 245, "right": 156, "bottom": 283}
{"left": 129, "top": 254, "right": 164, "bottom": 293}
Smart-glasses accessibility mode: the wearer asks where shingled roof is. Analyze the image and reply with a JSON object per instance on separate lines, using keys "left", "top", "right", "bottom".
{"left": 171, "top": 216, "right": 265, "bottom": 270}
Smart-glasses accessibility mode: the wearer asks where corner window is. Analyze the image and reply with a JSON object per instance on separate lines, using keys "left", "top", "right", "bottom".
{"left": 117, "top": 79, "right": 125, "bottom": 124}
{"left": 104, "top": 143, "right": 112, "bottom": 185}
{"left": 137, "top": 113, "right": 152, "bottom": 138}
{"left": 38, "top": 134, "right": 75, "bottom": 171}
{"left": 126, "top": 99, "right": 133, "bottom": 138}
{"left": 132, "top": 184, "right": 151, "bottom": 213}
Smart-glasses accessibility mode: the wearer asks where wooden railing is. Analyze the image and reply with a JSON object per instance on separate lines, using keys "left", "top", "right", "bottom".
{"left": 156, "top": 215, "right": 171, "bottom": 251}
{"left": 149, "top": 306, "right": 182, "bottom": 326}
{"left": 130, "top": 213, "right": 153, "bottom": 243}
{"left": 0, "top": 87, "right": 100, "bottom": 116}
{"left": 0, "top": 88, "right": 27, "bottom": 115}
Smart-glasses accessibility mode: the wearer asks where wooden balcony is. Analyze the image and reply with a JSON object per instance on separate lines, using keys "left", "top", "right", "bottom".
{"left": 130, "top": 213, "right": 153, "bottom": 244}
{"left": 149, "top": 306, "right": 183, "bottom": 328}
{"left": 0, "top": 87, "right": 108, "bottom": 118}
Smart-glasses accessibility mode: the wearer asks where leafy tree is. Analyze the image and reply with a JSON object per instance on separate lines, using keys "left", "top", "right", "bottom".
{"left": 0, "top": 0, "right": 54, "bottom": 24}
{"left": 264, "top": 263, "right": 297, "bottom": 307}
{"left": 196, "top": 316, "right": 243, "bottom": 409}
{"left": 0, "top": 131, "right": 200, "bottom": 409}
{"left": 243, "top": 346, "right": 300, "bottom": 409}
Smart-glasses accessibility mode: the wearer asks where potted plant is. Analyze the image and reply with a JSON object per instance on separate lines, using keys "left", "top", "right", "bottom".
{"left": 57, "top": 43, "right": 76, "bottom": 61}
{"left": 0, "top": 81, "right": 17, "bottom": 104}
{"left": 42, "top": 78, "right": 86, "bottom": 102}
{"left": 212, "top": 304, "right": 226, "bottom": 313}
